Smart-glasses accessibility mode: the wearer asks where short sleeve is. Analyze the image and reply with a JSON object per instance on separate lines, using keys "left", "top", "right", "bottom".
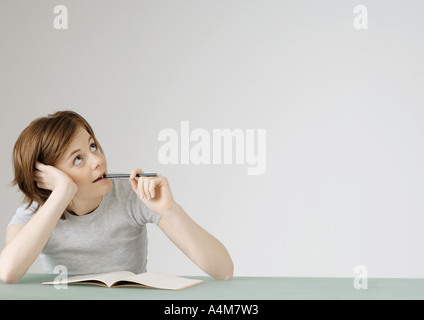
{"left": 8, "top": 202, "right": 38, "bottom": 227}
{"left": 128, "top": 186, "right": 161, "bottom": 226}
{"left": 113, "top": 179, "right": 161, "bottom": 226}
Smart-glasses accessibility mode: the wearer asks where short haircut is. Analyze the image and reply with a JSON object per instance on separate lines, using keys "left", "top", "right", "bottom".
{"left": 12, "top": 110, "right": 104, "bottom": 213}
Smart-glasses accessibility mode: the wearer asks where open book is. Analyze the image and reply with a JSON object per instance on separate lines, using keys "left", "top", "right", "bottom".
{"left": 42, "top": 271, "right": 204, "bottom": 290}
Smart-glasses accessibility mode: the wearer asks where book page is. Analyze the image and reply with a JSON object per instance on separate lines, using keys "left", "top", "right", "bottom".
{"left": 117, "top": 272, "right": 204, "bottom": 290}
{"left": 43, "top": 271, "right": 136, "bottom": 287}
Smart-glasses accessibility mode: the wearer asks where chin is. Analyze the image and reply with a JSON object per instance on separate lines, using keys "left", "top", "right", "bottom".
{"left": 86, "top": 179, "right": 113, "bottom": 197}
{"left": 100, "top": 179, "right": 113, "bottom": 194}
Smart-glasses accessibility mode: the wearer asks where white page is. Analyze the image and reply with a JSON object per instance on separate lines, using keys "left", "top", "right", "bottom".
{"left": 43, "top": 271, "right": 136, "bottom": 287}
{"left": 120, "top": 272, "right": 203, "bottom": 290}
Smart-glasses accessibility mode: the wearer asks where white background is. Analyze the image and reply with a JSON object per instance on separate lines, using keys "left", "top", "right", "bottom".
{"left": 1, "top": 0, "right": 424, "bottom": 278}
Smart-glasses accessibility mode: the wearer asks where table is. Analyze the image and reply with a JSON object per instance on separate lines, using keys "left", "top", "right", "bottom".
{"left": 1, "top": 274, "right": 424, "bottom": 300}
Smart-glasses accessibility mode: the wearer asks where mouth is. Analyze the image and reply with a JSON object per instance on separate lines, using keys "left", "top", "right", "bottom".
{"left": 93, "top": 172, "right": 106, "bottom": 183}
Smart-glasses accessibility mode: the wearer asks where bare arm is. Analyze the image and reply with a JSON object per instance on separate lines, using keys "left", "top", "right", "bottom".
{"left": 158, "top": 203, "right": 234, "bottom": 280}
{"left": 0, "top": 163, "right": 77, "bottom": 283}
{"left": 129, "top": 169, "right": 233, "bottom": 280}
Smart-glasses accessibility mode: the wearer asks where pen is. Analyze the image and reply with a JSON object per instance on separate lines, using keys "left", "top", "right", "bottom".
{"left": 104, "top": 173, "right": 157, "bottom": 178}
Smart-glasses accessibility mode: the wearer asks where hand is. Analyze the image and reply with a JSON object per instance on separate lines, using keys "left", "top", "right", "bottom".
{"left": 33, "top": 162, "right": 78, "bottom": 194}
{"left": 129, "top": 169, "right": 177, "bottom": 216}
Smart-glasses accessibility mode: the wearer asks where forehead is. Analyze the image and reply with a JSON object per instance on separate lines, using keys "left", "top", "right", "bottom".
{"left": 68, "top": 127, "right": 91, "bottom": 148}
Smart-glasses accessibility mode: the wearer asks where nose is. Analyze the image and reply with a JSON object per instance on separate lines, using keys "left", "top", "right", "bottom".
{"left": 89, "top": 153, "right": 105, "bottom": 171}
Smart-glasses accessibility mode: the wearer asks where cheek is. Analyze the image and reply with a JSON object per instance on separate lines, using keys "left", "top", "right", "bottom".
{"left": 68, "top": 172, "right": 91, "bottom": 186}
{"left": 104, "top": 179, "right": 113, "bottom": 192}
{"left": 54, "top": 165, "right": 87, "bottom": 186}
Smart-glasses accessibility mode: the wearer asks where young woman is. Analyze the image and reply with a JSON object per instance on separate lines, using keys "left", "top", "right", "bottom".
{"left": 0, "top": 111, "right": 233, "bottom": 283}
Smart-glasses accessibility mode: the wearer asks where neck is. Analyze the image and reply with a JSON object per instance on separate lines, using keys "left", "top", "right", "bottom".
{"left": 67, "top": 196, "right": 102, "bottom": 216}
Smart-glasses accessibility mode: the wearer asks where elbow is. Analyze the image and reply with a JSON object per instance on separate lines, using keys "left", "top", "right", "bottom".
{"left": 0, "top": 258, "right": 21, "bottom": 284}
{"left": 215, "top": 270, "right": 233, "bottom": 281}
{"left": 219, "top": 273, "right": 233, "bottom": 281}
{"left": 223, "top": 265, "right": 234, "bottom": 281}
{"left": 1, "top": 276, "right": 19, "bottom": 284}
{"left": 0, "top": 268, "right": 20, "bottom": 284}
{"left": 214, "top": 262, "right": 234, "bottom": 281}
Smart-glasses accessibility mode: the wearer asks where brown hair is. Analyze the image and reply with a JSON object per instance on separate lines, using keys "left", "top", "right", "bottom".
{"left": 12, "top": 110, "right": 103, "bottom": 213}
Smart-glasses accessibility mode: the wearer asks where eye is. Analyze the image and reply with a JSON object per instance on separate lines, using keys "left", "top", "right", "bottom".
{"left": 74, "top": 156, "right": 83, "bottom": 166}
{"left": 90, "top": 143, "right": 98, "bottom": 152}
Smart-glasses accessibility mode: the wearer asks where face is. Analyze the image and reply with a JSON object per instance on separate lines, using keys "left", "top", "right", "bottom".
{"left": 55, "top": 127, "right": 113, "bottom": 201}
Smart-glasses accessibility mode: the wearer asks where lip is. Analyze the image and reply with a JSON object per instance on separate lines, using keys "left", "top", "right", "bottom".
{"left": 93, "top": 172, "right": 106, "bottom": 183}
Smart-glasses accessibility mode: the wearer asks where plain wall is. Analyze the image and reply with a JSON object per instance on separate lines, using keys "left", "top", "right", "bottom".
{"left": 1, "top": 0, "right": 424, "bottom": 277}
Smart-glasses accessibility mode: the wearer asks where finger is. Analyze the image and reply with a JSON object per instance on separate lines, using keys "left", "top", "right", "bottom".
{"left": 137, "top": 177, "right": 145, "bottom": 199}
{"left": 129, "top": 168, "right": 143, "bottom": 181}
{"left": 129, "top": 178, "right": 137, "bottom": 194}
{"left": 33, "top": 170, "right": 46, "bottom": 187}
{"left": 34, "top": 177, "right": 46, "bottom": 189}
{"left": 33, "top": 169, "right": 45, "bottom": 181}
{"left": 129, "top": 169, "right": 138, "bottom": 193}
{"left": 130, "top": 168, "right": 145, "bottom": 196}
{"left": 144, "top": 178, "right": 151, "bottom": 200}
{"left": 149, "top": 179, "right": 156, "bottom": 199}
{"left": 33, "top": 174, "right": 41, "bottom": 182}
{"left": 35, "top": 161, "right": 44, "bottom": 171}
{"left": 36, "top": 183, "right": 47, "bottom": 190}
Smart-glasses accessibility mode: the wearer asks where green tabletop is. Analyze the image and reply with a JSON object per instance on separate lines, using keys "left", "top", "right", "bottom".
{"left": 1, "top": 274, "right": 424, "bottom": 300}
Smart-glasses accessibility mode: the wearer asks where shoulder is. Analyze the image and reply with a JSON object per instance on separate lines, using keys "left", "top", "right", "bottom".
{"left": 108, "top": 179, "right": 135, "bottom": 202}
{"left": 108, "top": 179, "right": 160, "bottom": 226}
{"left": 105, "top": 179, "right": 139, "bottom": 213}
{"left": 16, "top": 202, "right": 39, "bottom": 216}
{"left": 8, "top": 202, "right": 39, "bottom": 227}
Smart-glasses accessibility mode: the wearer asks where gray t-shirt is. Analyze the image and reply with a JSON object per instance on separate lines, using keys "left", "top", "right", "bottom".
{"left": 8, "top": 179, "right": 161, "bottom": 275}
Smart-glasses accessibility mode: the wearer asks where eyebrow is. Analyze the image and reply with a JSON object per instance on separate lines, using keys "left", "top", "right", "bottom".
{"left": 67, "top": 136, "right": 93, "bottom": 160}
